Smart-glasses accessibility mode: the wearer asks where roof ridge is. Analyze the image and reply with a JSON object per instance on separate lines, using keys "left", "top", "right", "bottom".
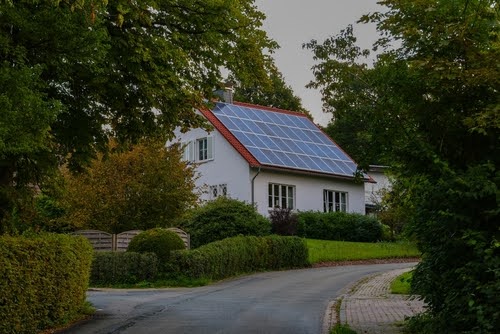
{"left": 232, "top": 101, "right": 308, "bottom": 117}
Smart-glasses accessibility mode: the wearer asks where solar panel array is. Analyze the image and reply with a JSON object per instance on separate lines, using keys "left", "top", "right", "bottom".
{"left": 212, "top": 102, "right": 358, "bottom": 177}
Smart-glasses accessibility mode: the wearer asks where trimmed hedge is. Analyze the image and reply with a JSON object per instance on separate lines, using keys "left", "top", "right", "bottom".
{"left": 0, "top": 233, "right": 93, "bottom": 334}
{"left": 297, "top": 211, "right": 383, "bottom": 242}
{"left": 90, "top": 251, "right": 159, "bottom": 285}
{"left": 171, "top": 235, "right": 309, "bottom": 280}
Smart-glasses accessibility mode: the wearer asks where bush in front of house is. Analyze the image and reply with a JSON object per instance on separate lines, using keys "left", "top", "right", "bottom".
{"left": 171, "top": 235, "right": 309, "bottom": 280}
{"left": 297, "top": 211, "right": 383, "bottom": 242}
{"left": 180, "top": 197, "right": 271, "bottom": 248}
{"left": 269, "top": 207, "right": 299, "bottom": 236}
{"left": 90, "top": 251, "right": 159, "bottom": 285}
{"left": 0, "top": 233, "right": 93, "bottom": 334}
{"left": 127, "top": 228, "right": 185, "bottom": 271}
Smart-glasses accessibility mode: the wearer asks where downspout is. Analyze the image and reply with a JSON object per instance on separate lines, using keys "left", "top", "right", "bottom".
{"left": 251, "top": 166, "right": 261, "bottom": 206}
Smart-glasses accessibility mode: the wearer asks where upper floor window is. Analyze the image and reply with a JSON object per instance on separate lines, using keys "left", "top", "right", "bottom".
{"left": 182, "top": 136, "right": 214, "bottom": 162}
{"left": 198, "top": 137, "right": 208, "bottom": 161}
{"left": 268, "top": 183, "right": 295, "bottom": 209}
{"left": 323, "top": 190, "right": 347, "bottom": 212}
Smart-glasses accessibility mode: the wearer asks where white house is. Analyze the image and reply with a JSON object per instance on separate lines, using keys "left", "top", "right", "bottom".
{"left": 171, "top": 100, "right": 371, "bottom": 217}
{"left": 365, "top": 165, "right": 392, "bottom": 215}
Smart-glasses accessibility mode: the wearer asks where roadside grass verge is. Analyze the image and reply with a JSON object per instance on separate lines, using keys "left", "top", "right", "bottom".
{"left": 390, "top": 270, "right": 413, "bottom": 294}
{"left": 306, "top": 239, "right": 420, "bottom": 264}
{"left": 330, "top": 324, "right": 358, "bottom": 334}
{"left": 91, "top": 276, "right": 211, "bottom": 288}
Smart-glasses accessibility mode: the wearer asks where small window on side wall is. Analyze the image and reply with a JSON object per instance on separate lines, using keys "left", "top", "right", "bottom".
{"left": 196, "top": 136, "right": 213, "bottom": 162}
{"left": 181, "top": 136, "right": 214, "bottom": 162}
{"left": 209, "top": 183, "right": 227, "bottom": 200}
{"left": 323, "top": 190, "right": 347, "bottom": 212}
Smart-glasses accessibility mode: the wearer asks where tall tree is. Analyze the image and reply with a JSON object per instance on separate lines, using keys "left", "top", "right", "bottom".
{"left": 232, "top": 66, "right": 310, "bottom": 115}
{"left": 0, "top": 0, "right": 277, "bottom": 229}
{"left": 306, "top": 1, "right": 499, "bottom": 332}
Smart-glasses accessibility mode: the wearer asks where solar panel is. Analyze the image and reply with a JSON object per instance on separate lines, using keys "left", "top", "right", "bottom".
{"left": 212, "top": 102, "right": 359, "bottom": 177}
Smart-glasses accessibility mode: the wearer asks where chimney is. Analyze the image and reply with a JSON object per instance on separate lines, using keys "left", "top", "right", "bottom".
{"left": 214, "top": 81, "right": 235, "bottom": 103}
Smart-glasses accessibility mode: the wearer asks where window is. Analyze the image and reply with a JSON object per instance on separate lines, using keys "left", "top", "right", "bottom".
{"left": 181, "top": 136, "right": 214, "bottom": 162}
{"left": 323, "top": 190, "right": 347, "bottom": 212}
{"left": 210, "top": 184, "right": 228, "bottom": 199}
{"left": 196, "top": 137, "right": 213, "bottom": 161}
{"left": 209, "top": 185, "right": 218, "bottom": 199}
{"left": 268, "top": 183, "right": 295, "bottom": 209}
{"left": 219, "top": 184, "right": 227, "bottom": 196}
{"left": 198, "top": 138, "right": 208, "bottom": 161}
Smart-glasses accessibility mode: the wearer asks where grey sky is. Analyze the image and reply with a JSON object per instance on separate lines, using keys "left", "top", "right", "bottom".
{"left": 254, "top": 0, "right": 381, "bottom": 126}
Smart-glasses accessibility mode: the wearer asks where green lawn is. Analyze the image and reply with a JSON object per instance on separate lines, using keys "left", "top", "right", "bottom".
{"left": 390, "top": 270, "right": 413, "bottom": 294}
{"left": 306, "top": 239, "right": 420, "bottom": 264}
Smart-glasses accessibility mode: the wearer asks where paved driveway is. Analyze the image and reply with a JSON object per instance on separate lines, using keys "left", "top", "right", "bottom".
{"left": 64, "top": 263, "right": 416, "bottom": 334}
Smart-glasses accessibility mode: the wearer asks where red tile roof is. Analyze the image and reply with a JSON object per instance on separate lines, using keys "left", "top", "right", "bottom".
{"left": 199, "top": 107, "right": 261, "bottom": 167}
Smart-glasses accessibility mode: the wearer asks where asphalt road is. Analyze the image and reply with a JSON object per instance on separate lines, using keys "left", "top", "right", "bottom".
{"left": 64, "top": 262, "right": 415, "bottom": 334}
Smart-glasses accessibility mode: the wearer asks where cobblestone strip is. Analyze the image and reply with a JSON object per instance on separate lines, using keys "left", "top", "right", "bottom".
{"left": 340, "top": 268, "right": 426, "bottom": 334}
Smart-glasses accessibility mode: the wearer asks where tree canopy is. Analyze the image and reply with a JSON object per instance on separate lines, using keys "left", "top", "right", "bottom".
{"left": 0, "top": 0, "right": 277, "bottom": 228}
{"left": 232, "top": 66, "right": 310, "bottom": 115}
{"left": 60, "top": 140, "right": 198, "bottom": 234}
{"left": 306, "top": 0, "right": 499, "bottom": 332}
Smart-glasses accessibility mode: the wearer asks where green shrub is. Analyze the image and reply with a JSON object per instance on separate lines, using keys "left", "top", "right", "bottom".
{"left": 269, "top": 207, "right": 298, "bottom": 236}
{"left": 180, "top": 197, "right": 271, "bottom": 248}
{"left": 90, "top": 251, "right": 158, "bottom": 285}
{"left": 127, "top": 228, "right": 185, "bottom": 270}
{"left": 297, "top": 211, "right": 383, "bottom": 242}
{"left": 0, "top": 233, "right": 93, "bottom": 333}
{"left": 171, "top": 235, "right": 309, "bottom": 280}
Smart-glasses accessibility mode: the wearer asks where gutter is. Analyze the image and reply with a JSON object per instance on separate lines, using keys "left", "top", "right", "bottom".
{"left": 250, "top": 166, "right": 261, "bottom": 206}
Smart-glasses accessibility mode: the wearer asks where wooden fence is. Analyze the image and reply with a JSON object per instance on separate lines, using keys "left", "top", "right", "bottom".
{"left": 73, "top": 228, "right": 190, "bottom": 251}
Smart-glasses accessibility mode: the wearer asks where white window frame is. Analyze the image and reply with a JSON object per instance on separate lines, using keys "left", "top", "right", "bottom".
{"left": 182, "top": 136, "right": 214, "bottom": 163}
{"left": 323, "top": 189, "right": 348, "bottom": 212}
{"left": 268, "top": 183, "right": 295, "bottom": 210}
{"left": 196, "top": 136, "right": 214, "bottom": 162}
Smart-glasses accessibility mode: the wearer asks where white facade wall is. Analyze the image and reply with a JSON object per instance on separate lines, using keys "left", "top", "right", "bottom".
{"left": 252, "top": 169, "right": 365, "bottom": 216}
{"left": 365, "top": 170, "right": 391, "bottom": 206}
{"left": 171, "top": 126, "right": 252, "bottom": 203}
{"left": 171, "top": 121, "right": 366, "bottom": 216}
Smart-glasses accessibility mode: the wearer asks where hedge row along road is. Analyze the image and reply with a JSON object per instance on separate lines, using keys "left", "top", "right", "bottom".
{"left": 63, "top": 262, "right": 416, "bottom": 334}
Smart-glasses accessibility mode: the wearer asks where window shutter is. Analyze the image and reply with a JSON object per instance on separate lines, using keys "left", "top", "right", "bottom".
{"left": 182, "top": 142, "right": 189, "bottom": 161}
{"left": 189, "top": 141, "right": 195, "bottom": 161}
{"left": 183, "top": 141, "right": 194, "bottom": 162}
{"left": 207, "top": 136, "right": 214, "bottom": 159}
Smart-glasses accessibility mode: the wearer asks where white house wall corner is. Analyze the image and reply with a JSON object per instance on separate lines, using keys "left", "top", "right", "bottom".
{"left": 171, "top": 126, "right": 252, "bottom": 203}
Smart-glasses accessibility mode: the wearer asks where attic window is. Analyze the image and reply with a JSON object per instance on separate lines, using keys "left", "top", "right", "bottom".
{"left": 196, "top": 137, "right": 213, "bottom": 161}
{"left": 181, "top": 136, "right": 214, "bottom": 162}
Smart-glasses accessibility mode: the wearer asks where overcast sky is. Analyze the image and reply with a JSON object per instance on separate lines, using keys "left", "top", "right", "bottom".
{"left": 254, "top": 0, "right": 382, "bottom": 126}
